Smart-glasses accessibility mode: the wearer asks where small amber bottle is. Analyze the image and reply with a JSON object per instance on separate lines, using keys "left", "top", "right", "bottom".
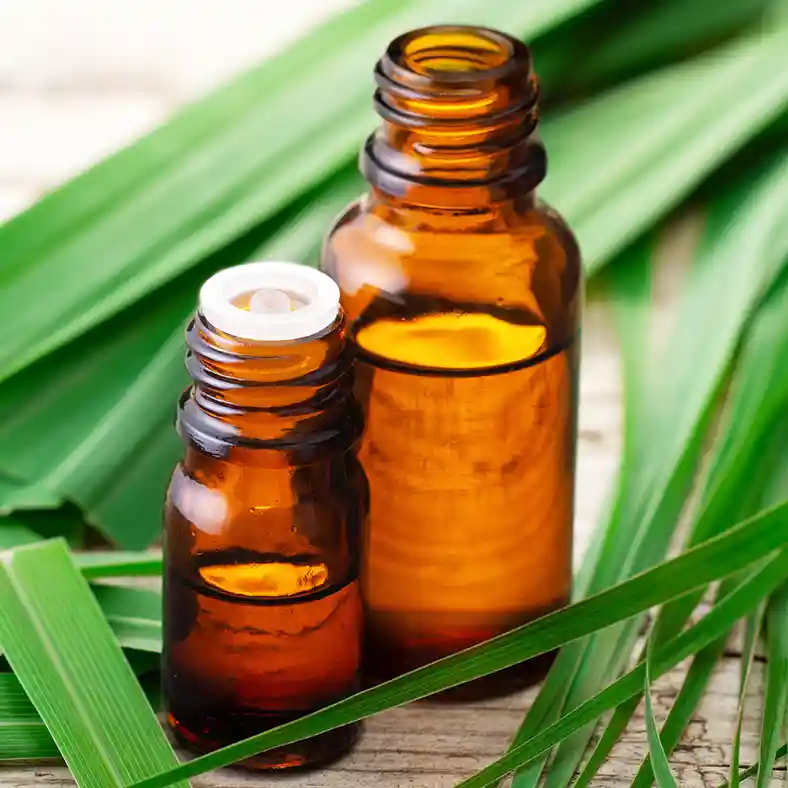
{"left": 321, "top": 26, "right": 581, "bottom": 694}
{"left": 163, "top": 262, "right": 366, "bottom": 768}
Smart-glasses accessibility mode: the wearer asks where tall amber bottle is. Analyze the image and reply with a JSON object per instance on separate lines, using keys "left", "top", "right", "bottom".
{"left": 321, "top": 26, "right": 581, "bottom": 692}
{"left": 163, "top": 262, "right": 366, "bottom": 768}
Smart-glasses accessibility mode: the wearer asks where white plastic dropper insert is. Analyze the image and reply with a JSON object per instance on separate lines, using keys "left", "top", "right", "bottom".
{"left": 198, "top": 261, "right": 341, "bottom": 342}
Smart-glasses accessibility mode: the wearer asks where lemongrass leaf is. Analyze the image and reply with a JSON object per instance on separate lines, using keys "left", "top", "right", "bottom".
{"left": 635, "top": 628, "right": 728, "bottom": 788}
{"left": 0, "top": 660, "right": 163, "bottom": 762}
{"left": 0, "top": 169, "right": 361, "bottom": 548}
{"left": 92, "top": 585, "right": 162, "bottom": 653}
{"left": 76, "top": 551, "right": 162, "bottom": 578}
{"left": 508, "top": 646, "right": 584, "bottom": 787}
{"left": 123, "top": 501, "right": 788, "bottom": 787}
{"left": 756, "top": 581, "right": 788, "bottom": 787}
{"left": 572, "top": 693, "right": 640, "bottom": 788}
{"left": 0, "top": 519, "right": 42, "bottom": 549}
{"left": 730, "top": 604, "right": 766, "bottom": 788}
{"left": 454, "top": 546, "right": 788, "bottom": 788}
{"left": 535, "top": 0, "right": 777, "bottom": 100}
{"left": 0, "top": 0, "right": 608, "bottom": 385}
{"left": 644, "top": 641, "right": 679, "bottom": 788}
{"left": 531, "top": 147, "right": 788, "bottom": 788}
{"left": 0, "top": 674, "right": 55, "bottom": 761}
{"left": 715, "top": 744, "right": 788, "bottom": 788}
{"left": 0, "top": 476, "right": 60, "bottom": 514}
{"left": 636, "top": 421, "right": 788, "bottom": 787}
{"left": 543, "top": 26, "right": 788, "bottom": 272}
{"left": 0, "top": 540, "right": 186, "bottom": 787}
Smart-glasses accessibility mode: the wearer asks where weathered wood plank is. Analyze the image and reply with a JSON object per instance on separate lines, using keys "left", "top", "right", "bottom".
{"left": 0, "top": 656, "right": 778, "bottom": 787}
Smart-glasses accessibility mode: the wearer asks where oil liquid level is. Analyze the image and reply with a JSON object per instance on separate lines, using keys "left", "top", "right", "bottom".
{"left": 353, "top": 311, "right": 577, "bottom": 686}
{"left": 164, "top": 550, "right": 362, "bottom": 769}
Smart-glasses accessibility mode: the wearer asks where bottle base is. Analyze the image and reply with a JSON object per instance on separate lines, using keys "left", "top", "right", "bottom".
{"left": 363, "top": 603, "right": 568, "bottom": 701}
{"left": 167, "top": 712, "right": 360, "bottom": 771}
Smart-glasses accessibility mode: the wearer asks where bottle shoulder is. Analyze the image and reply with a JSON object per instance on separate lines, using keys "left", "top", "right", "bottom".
{"left": 321, "top": 194, "right": 582, "bottom": 335}
{"left": 323, "top": 195, "right": 581, "bottom": 273}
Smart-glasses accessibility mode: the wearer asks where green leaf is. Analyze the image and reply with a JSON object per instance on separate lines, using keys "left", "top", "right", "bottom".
{"left": 455, "top": 544, "right": 788, "bottom": 788}
{"left": 715, "top": 744, "right": 788, "bottom": 788}
{"left": 633, "top": 416, "right": 788, "bottom": 787}
{"left": 0, "top": 0, "right": 608, "bottom": 385}
{"left": 0, "top": 673, "right": 57, "bottom": 761}
{"left": 127, "top": 499, "right": 788, "bottom": 787}
{"left": 757, "top": 581, "right": 788, "bottom": 787}
{"left": 0, "top": 168, "right": 361, "bottom": 548}
{"left": 0, "top": 540, "right": 185, "bottom": 786}
{"left": 535, "top": 0, "right": 777, "bottom": 102}
{"left": 0, "top": 652, "right": 164, "bottom": 762}
{"left": 644, "top": 642, "right": 679, "bottom": 788}
{"left": 0, "top": 475, "right": 61, "bottom": 514}
{"left": 0, "top": 658, "right": 163, "bottom": 763}
{"left": 92, "top": 584, "right": 162, "bottom": 654}
{"left": 542, "top": 26, "right": 788, "bottom": 272}
{"left": 634, "top": 608, "right": 728, "bottom": 788}
{"left": 521, "top": 146, "right": 788, "bottom": 788}
{"left": 0, "top": 519, "right": 42, "bottom": 549}
{"left": 730, "top": 604, "right": 766, "bottom": 788}
{"left": 76, "top": 551, "right": 162, "bottom": 579}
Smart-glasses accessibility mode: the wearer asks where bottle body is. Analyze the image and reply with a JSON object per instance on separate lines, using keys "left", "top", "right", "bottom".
{"left": 320, "top": 26, "right": 582, "bottom": 691}
{"left": 163, "top": 264, "right": 366, "bottom": 768}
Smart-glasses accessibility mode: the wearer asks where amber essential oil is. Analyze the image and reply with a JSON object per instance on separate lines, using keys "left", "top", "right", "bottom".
{"left": 321, "top": 26, "right": 582, "bottom": 696}
{"left": 163, "top": 262, "right": 367, "bottom": 768}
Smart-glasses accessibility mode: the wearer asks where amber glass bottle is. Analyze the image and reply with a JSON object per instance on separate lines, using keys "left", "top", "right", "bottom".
{"left": 321, "top": 26, "right": 581, "bottom": 693}
{"left": 163, "top": 262, "right": 366, "bottom": 768}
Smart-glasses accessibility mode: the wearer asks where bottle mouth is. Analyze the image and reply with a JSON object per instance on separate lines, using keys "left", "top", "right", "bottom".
{"left": 198, "top": 262, "right": 340, "bottom": 342}
{"left": 364, "top": 25, "right": 545, "bottom": 207}
{"left": 381, "top": 25, "right": 531, "bottom": 94}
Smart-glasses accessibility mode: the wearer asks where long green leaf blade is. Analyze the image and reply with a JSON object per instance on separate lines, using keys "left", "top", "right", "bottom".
{"left": 757, "top": 581, "right": 788, "bottom": 787}
{"left": 644, "top": 647, "right": 679, "bottom": 788}
{"left": 0, "top": 540, "right": 184, "bottom": 787}
{"left": 76, "top": 551, "right": 162, "bottom": 578}
{"left": 730, "top": 604, "right": 766, "bottom": 788}
{"left": 529, "top": 147, "right": 788, "bottom": 788}
{"left": 543, "top": 26, "right": 788, "bottom": 272}
{"left": 92, "top": 585, "right": 162, "bottom": 654}
{"left": 0, "top": 653, "right": 164, "bottom": 762}
{"left": 715, "top": 744, "right": 788, "bottom": 788}
{"left": 127, "top": 500, "right": 788, "bottom": 787}
{"left": 0, "top": 674, "right": 57, "bottom": 761}
{"left": 455, "top": 545, "right": 788, "bottom": 788}
{"left": 0, "top": 0, "right": 608, "bottom": 385}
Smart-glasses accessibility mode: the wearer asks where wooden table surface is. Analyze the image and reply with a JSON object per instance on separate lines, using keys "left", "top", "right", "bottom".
{"left": 0, "top": 3, "right": 774, "bottom": 785}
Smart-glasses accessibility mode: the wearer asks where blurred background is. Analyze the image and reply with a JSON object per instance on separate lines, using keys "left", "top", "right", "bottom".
{"left": 0, "top": 0, "right": 354, "bottom": 220}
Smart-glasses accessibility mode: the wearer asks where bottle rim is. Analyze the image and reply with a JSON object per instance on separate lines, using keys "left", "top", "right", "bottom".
{"left": 198, "top": 261, "right": 340, "bottom": 342}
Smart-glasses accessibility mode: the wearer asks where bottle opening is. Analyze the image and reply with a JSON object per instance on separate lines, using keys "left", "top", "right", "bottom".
{"left": 365, "top": 24, "right": 544, "bottom": 207}
{"left": 199, "top": 262, "right": 340, "bottom": 342}
{"left": 382, "top": 25, "right": 528, "bottom": 92}
{"left": 401, "top": 28, "right": 514, "bottom": 76}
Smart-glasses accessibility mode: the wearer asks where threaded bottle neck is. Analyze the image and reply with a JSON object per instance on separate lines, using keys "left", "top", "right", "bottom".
{"left": 177, "top": 263, "right": 363, "bottom": 462}
{"left": 361, "top": 25, "right": 546, "bottom": 210}
{"left": 179, "top": 312, "right": 360, "bottom": 461}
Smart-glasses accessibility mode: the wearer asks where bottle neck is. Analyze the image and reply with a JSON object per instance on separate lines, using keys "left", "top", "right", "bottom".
{"left": 361, "top": 25, "right": 546, "bottom": 211}
{"left": 178, "top": 311, "right": 362, "bottom": 463}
